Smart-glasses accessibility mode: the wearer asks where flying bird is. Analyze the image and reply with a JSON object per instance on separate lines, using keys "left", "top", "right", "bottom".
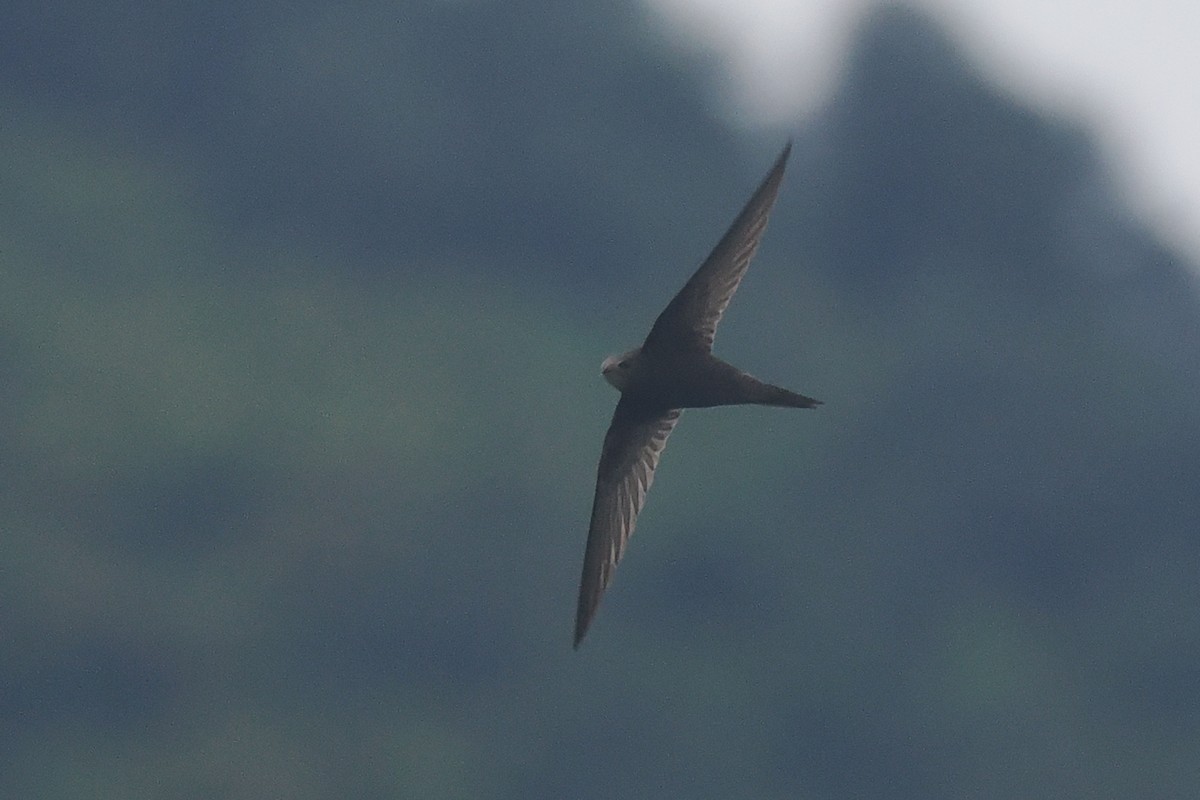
{"left": 574, "top": 141, "right": 821, "bottom": 648}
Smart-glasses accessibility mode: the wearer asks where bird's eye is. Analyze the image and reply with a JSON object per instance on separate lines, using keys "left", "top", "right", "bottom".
{"left": 618, "top": 361, "right": 629, "bottom": 369}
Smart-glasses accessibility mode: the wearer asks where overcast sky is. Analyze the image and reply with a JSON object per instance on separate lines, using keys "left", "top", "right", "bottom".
{"left": 649, "top": 0, "right": 1200, "bottom": 264}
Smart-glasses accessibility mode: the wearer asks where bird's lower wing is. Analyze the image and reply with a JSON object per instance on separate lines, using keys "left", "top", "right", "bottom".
{"left": 574, "top": 398, "right": 681, "bottom": 647}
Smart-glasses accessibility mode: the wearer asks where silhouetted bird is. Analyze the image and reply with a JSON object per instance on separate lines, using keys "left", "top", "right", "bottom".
{"left": 575, "top": 142, "right": 821, "bottom": 648}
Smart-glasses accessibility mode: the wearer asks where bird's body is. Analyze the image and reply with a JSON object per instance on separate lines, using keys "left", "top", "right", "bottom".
{"left": 605, "top": 346, "right": 818, "bottom": 410}
{"left": 574, "top": 142, "right": 820, "bottom": 648}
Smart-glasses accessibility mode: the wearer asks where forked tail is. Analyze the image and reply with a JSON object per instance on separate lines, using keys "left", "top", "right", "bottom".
{"left": 752, "top": 382, "right": 822, "bottom": 409}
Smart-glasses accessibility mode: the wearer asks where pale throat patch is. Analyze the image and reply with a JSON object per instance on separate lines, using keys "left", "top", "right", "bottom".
{"left": 600, "top": 348, "right": 640, "bottom": 391}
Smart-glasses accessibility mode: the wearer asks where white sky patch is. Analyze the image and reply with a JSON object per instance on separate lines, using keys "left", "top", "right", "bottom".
{"left": 648, "top": 0, "right": 1200, "bottom": 263}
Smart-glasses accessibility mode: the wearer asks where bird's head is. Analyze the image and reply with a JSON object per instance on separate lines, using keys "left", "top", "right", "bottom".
{"left": 601, "top": 347, "right": 641, "bottom": 391}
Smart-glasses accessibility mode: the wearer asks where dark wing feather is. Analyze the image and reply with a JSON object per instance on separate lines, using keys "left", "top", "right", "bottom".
{"left": 643, "top": 141, "right": 791, "bottom": 354}
{"left": 574, "top": 398, "right": 682, "bottom": 647}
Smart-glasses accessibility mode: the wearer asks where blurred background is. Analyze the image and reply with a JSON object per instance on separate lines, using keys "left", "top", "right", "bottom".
{"left": 3, "top": 1, "right": 1199, "bottom": 798}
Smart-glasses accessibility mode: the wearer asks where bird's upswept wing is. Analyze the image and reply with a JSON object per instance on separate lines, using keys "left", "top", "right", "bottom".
{"left": 643, "top": 142, "right": 791, "bottom": 354}
{"left": 574, "top": 398, "right": 681, "bottom": 647}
